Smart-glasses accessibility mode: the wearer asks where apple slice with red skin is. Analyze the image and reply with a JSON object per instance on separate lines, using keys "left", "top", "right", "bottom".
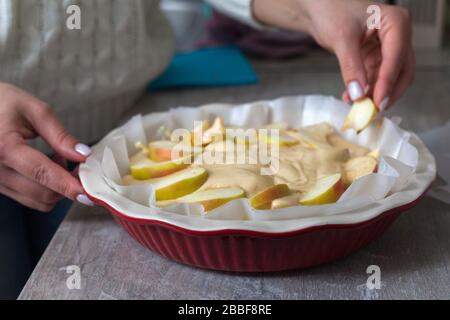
{"left": 299, "top": 173, "right": 346, "bottom": 205}
{"left": 148, "top": 140, "right": 178, "bottom": 162}
{"left": 180, "top": 187, "right": 245, "bottom": 212}
{"left": 250, "top": 184, "right": 291, "bottom": 210}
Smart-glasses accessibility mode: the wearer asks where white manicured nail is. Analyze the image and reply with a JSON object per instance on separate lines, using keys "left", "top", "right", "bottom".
{"left": 75, "top": 143, "right": 92, "bottom": 157}
{"left": 379, "top": 97, "right": 390, "bottom": 112}
{"left": 348, "top": 80, "right": 364, "bottom": 101}
{"left": 76, "top": 194, "right": 95, "bottom": 206}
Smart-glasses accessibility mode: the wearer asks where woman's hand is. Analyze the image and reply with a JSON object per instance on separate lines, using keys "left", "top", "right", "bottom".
{"left": 0, "top": 83, "right": 93, "bottom": 212}
{"left": 253, "top": 0, "right": 415, "bottom": 110}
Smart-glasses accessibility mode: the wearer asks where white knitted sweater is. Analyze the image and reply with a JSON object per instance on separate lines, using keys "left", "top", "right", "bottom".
{"left": 0, "top": 0, "right": 256, "bottom": 151}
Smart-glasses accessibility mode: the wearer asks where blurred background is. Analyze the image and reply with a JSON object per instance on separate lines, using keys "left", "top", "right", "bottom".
{"left": 161, "top": 0, "right": 450, "bottom": 54}
{"left": 152, "top": 0, "right": 450, "bottom": 92}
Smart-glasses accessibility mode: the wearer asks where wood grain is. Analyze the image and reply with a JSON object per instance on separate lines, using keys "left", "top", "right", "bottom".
{"left": 19, "top": 49, "right": 450, "bottom": 300}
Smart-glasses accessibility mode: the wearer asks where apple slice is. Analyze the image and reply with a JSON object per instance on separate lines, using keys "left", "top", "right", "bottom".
{"left": 342, "top": 98, "right": 378, "bottom": 133}
{"left": 284, "top": 130, "right": 318, "bottom": 149}
{"left": 148, "top": 140, "right": 177, "bottom": 162}
{"left": 203, "top": 117, "right": 225, "bottom": 145}
{"left": 299, "top": 173, "right": 345, "bottom": 205}
{"left": 149, "top": 140, "right": 193, "bottom": 162}
{"left": 250, "top": 184, "right": 291, "bottom": 210}
{"left": 130, "top": 155, "right": 191, "bottom": 180}
{"left": 262, "top": 132, "right": 299, "bottom": 147}
{"left": 122, "top": 175, "right": 159, "bottom": 186}
{"left": 171, "top": 120, "right": 211, "bottom": 147}
{"left": 343, "top": 156, "right": 377, "bottom": 185}
{"left": 367, "top": 149, "right": 380, "bottom": 159}
{"left": 154, "top": 167, "right": 208, "bottom": 201}
{"left": 180, "top": 187, "right": 245, "bottom": 211}
{"left": 272, "top": 193, "right": 302, "bottom": 209}
{"left": 191, "top": 120, "right": 211, "bottom": 146}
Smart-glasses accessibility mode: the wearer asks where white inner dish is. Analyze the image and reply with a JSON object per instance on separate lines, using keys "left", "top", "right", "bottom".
{"left": 79, "top": 95, "right": 436, "bottom": 233}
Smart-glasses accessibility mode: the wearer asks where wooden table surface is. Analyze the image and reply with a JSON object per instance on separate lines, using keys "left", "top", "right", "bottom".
{"left": 20, "top": 49, "right": 450, "bottom": 300}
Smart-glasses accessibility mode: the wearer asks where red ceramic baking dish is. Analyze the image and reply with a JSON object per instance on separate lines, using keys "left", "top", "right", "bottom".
{"left": 86, "top": 190, "right": 429, "bottom": 272}
{"left": 79, "top": 96, "right": 436, "bottom": 272}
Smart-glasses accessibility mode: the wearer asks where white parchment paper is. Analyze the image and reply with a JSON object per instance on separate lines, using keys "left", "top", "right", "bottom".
{"left": 83, "top": 95, "right": 426, "bottom": 221}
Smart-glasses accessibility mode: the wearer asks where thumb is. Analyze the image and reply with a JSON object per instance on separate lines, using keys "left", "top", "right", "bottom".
{"left": 24, "top": 103, "right": 92, "bottom": 162}
{"left": 335, "top": 41, "right": 368, "bottom": 102}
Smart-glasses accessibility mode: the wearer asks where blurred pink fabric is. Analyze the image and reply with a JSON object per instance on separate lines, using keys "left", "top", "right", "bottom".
{"left": 199, "top": 11, "right": 316, "bottom": 59}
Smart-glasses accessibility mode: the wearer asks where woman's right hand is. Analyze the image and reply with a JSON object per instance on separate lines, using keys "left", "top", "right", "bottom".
{"left": 0, "top": 83, "right": 94, "bottom": 212}
{"left": 253, "top": 0, "right": 415, "bottom": 110}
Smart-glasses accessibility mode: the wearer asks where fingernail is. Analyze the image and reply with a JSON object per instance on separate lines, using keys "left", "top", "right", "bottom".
{"left": 348, "top": 80, "right": 364, "bottom": 101}
{"left": 379, "top": 97, "right": 390, "bottom": 112}
{"left": 75, "top": 143, "right": 92, "bottom": 157}
{"left": 76, "top": 194, "right": 95, "bottom": 206}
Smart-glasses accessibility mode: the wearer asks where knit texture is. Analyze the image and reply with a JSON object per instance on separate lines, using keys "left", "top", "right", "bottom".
{"left": 0, "top": 0, "right": 257, "bottom": 152}
{"left": 0, "top": 0, "right": 175, "bottom": 151}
